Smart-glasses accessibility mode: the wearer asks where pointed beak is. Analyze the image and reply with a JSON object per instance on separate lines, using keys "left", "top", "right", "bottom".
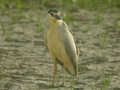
{"left": 55, "top": 15, "right": 61, "bottom": 20}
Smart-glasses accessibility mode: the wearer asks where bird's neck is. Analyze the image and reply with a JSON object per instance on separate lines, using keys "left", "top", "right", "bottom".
{"left": 57, "top": 20, "right": 63, "bottom": 24}
{"left": 49, "top": 20, "right": 63, "bottom": 31}
{"left": 49, "top": 19, "right": 63, "bottom": 25}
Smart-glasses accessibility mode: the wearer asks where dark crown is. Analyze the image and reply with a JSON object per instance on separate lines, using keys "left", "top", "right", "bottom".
{"left": 48, "top": 9, "right": 58, "bottom": 14}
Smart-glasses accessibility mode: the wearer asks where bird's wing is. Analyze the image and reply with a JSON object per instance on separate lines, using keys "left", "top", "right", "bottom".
{"left": 58, "top": 22, "right": 78, "bottom": 74}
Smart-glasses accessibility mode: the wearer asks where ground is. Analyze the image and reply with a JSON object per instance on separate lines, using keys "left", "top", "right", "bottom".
{"left": 0, "top": 8, "right": 120, "bottom": 90}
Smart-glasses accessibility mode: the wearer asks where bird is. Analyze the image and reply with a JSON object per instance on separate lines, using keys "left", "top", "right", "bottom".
{"left": 44, "top": 8, "right": 78, "bottom": 87}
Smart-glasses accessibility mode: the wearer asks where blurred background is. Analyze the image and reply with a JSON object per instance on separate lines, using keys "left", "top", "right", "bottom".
{"left": 0, "top": 0, "right": 120, "bottom": 90}
{"left": 0, "top": 0, "right": 120, "bottom": 10}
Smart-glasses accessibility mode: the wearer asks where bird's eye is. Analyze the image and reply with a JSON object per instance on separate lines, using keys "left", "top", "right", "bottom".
{"left": 50, "top": 13, "right": 54, "bottom": 16}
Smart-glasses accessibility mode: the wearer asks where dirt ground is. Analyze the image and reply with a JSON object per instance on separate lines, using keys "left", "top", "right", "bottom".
{"left": 0, "top": 8, "right": 120, "bottom": 90}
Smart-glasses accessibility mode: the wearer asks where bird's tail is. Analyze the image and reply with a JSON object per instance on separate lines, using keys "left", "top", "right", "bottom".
{"left": 65, "top": 58, "right": 78, "bottom": 76}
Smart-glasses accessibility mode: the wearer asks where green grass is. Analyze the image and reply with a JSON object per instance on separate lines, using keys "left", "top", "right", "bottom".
{"left": 94, "top": 14, "right": 104, "bottom": 24}
{"left": 16, "top": 0, "right": 23, "bottom": 12}
{"left": 0, "top": 0, "right": 120, "bottom": 10}
{"left": 63, "top": 14, "right": 72, "bottom": 24}
{"left": 100, "top": 79, "right": 110, "bottom": 90}
{"left": 97, "top": 31, "right": 109, "bottom": 48}
{"left": 114, "top": 17, "right": 120, "bottom": 29}
{"left": 91, "top": 79, "right": 110, "bottom": 90}
{"left": 37, "top": 23, "right": 43, "bottom": 33}
{"left": 61, "top": 0, "right": 73, "bottom": 9}
{"left": 1, "top": 23, "right": 6, "bottom": 37}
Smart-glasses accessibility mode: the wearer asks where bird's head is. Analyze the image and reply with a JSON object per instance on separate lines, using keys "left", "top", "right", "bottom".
{"left": 48, "top": 9, "right": 62, "bottom": 23}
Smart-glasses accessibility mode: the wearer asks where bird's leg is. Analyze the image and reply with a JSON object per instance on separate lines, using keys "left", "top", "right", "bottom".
{"left": 52, "top": 60, "right": 57, "bottom": 87}
{"left": 59, "top": 65, "right": 66, "bottom": 87}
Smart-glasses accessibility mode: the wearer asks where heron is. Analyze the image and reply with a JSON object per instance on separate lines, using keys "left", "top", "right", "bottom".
{"left": 44, "top": 8, "right": 78, "bottom": 87}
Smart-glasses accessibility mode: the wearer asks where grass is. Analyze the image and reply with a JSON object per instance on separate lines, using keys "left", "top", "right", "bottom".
{"left": 37, "top": 23, "right": 43, "bottom": 33}
{"left": 16, "top": 0, "right": 23, "bottom": 13}
{"left": 114, "top": 17, "right": 120, "bottom": 29}
{"left": 99, "top": 72, "right": 111, "bottom": 90}
{"left": 100, "top": 79, "right": 110, "bottom": 90}
{"left": 1, "top": 23, "right": 12, "bottom": 40}
{"left": 94, "top": 14, "right": 104, "bottom": 24}
{"left": 91, "top": 79, "right": 110, "bottom": 90}
{"left": 1, "top": 23, "right": 6, "bottom": 37}
{"left": 61, "top": 0, "right": 73, "bottom": 9}
{"left": 0, "top": 0, "right": 120, "bottom": 10}
{"left": 90, "top": 69, "right": 111, "bottom": 90}
{"left": 7, "top": 10, "right": 21, "bottom": 23}
{"left": 97, "top": 27, "right": 110, "bottom": 48}
{"left": 63, "top": 14, "right": 72, "bottom": 24}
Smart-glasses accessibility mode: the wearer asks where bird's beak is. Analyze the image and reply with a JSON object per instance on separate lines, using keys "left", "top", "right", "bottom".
{"left": 55, "top": 15, "right": 61, "bottom": 20}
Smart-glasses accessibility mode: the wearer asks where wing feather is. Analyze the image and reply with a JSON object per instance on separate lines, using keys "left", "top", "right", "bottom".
{"left": 58, "top": 22, "right": 78, "bottom": 75}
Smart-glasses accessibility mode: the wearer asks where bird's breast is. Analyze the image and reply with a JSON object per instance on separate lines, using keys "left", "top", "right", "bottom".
{"left": 47, "top": 24, "right": 61, "bottom": 52}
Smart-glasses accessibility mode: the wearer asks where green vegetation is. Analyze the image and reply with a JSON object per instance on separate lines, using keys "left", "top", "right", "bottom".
{"left": 100, "top": 79, "right": 110, "bottom": 90}
{"left": 1, "top": 23, "right": 6, "bottom": 37}
{"left": 97, "top": 30, "right": 110, "bottom": 48}
{"left": 63, "top": 14, "right": 72, "bottom": 24}
{"left": 94, "top": 14, "right": 104, "bottom": 24}
{"left": 0, "top": 0, "right": 120, "bottom": 10}
{"left": 37, "top": 23, "right": 43, "bottom": 33}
